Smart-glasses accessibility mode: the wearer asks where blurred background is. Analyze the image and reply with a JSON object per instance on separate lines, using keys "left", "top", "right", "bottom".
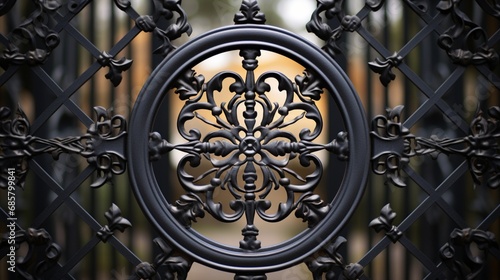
{"left": 1, "top": 0, "right": 499, "bottom": 279}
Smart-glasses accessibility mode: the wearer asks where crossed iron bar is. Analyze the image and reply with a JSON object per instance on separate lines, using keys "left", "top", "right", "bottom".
{"left": 371, "top": 105, "right": 500, "bottom": 189}
{"left": 1, "top": 103, "right": 497, "bottom": 189}
{"left": 1, "top": 102, "right": 497, "bottom": 279}
{"left": 1, "top": 0, "right": 499, "bottom": 279}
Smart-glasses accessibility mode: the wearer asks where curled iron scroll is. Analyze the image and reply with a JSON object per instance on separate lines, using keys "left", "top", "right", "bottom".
{"left": 128, "top": 24, "right": 369, "bottom": 273}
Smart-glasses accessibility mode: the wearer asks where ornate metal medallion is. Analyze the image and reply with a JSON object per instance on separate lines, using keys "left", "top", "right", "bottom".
{"left": 128, "top": 24, "right": 369, "bottom": 273}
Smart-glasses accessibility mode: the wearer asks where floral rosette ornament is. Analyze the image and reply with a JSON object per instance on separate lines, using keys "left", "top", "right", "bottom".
{"left": 150, "top": 49, "right": 349, "bottom": 249}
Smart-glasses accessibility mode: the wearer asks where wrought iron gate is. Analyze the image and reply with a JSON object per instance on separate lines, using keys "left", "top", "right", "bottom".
{"left": 0, "top": 0, "right": 499, "bottom": 279}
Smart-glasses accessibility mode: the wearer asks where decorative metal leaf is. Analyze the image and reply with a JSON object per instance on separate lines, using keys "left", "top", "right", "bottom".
{"left": 306, "top": 236, "right": 365, "bottom": 280}
{"left": 295, "top": 193, "right": 330, "bottom": 228}
{"left": 105, "top": 203, "right": 132, "bottom": 231}
{"left": 295, "top": 70, "right": 324, "bottom": 101}
{"left": 369, "top": 203, "right": 396, "bottom": 232}
{"left": 369, "top": 204, "right": 402, "bottom": 242}
{"left": 0, "top": 107, "right": 30, "bottom": 189}
{"left": 174, "top": 69, "right": 205, "bottom": 100}
{"left": 368, "top": 53, "right": 402, "bottom": 86}
{"left": 168, "top": 193, "right": 206, "bottom": 227}
{"left": 97, "top": 203, "right": 132, "bottom": 242}
{"left": 149, "top": 132, "right": 174, "bottom": 161}
{"left": 151, "top": 0, "right": 192, "bottom": 57}
{"left": 234, "top": 0, "right": 266, "bottom": 24}
{"left": 98, "top": 51, "right": 133, "bottom": 87}
{"left": 307, "top": 0, "right": 363, "bottom": 58}
{"left": 467, "top": 107, "right": 500, "bottom": 189}
{"left": 131, "top": 238, "right": 192, "bottom": 280}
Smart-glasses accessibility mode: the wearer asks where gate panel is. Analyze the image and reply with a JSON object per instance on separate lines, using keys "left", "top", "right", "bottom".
{"left": 1, "top": 0, "right": 499, "bottom": 279}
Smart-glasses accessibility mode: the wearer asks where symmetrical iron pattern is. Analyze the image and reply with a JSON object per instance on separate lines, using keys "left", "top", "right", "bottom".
{"left": 0, "top": 0, "right": 498, "bottom": 279}
{"left": 149, "top": 58, "right": 349, "bottom": 250}
{"left": 306, "top": 0, "right": 500, "bottom": 279}
{"left": 371, "top": 105, "right": 500, "bottom": 188}
{"left": 0, "top": 106, "right": 126, "bottom": 188}
{"left": 0, "top": 0, "right": 191, "bottom": 279}
{"left": 128, "top": 1, "right": 369, "bottom": 273}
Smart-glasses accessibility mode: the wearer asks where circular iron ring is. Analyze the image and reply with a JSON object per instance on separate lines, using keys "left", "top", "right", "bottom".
{"left": 129, "top": 24, "right": 369, "bottom": 273}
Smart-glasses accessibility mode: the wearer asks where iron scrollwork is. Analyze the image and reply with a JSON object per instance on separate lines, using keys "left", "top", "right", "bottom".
{"left": 467, "top": 107, "right": 500, "bottom": 188}
{"left": 0, "top": 106, "right": 127, "bottom": 188}
{"left": 135, "top": 0, "right": 192, "bottom": 57}
{"left": 151, "top": 49, "right": 349, "bottom": 250}
{"left": 307, "top": 0, "right": 391, "bottom": 59}
{"left": 0, "top": 0, "right": 61, "bottom": 67}
{"left": 307, "top": 0, "right": 362, "bottom": 59}
{"left": 371, "top": 105, "right": 500, "bottom": 188}
{"left": 163, "top": 192, "right": 205, "bottom": 228}
{"left": 129, "top": 22, "right": 369, "bottom": 273}
{"left": 0, "top": 0, "right": 134, "bottom": 87}
{"left": 132, "top": 237, "right": 192, "bottom": 280}
{"left": 440, "top": 228, "right": 498, "bottom": 279}
{"left": 370, "top": 106, "right": 415, "bottom": 187}
{"left": 306, "top": 236, "right": 365, "bottom": 280}
{"left": 0, "top": 227, "right": 62, "bottom": 279}
{"left": 437, "top": 0, "right": 499, "bottom": 68}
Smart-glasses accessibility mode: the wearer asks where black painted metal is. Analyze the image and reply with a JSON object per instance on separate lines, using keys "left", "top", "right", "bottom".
{"left": 129, "top": 23, "right": 368, "bottom": 274}
{"left": 0, "top": 0, "right": 498, "bottom": 279}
